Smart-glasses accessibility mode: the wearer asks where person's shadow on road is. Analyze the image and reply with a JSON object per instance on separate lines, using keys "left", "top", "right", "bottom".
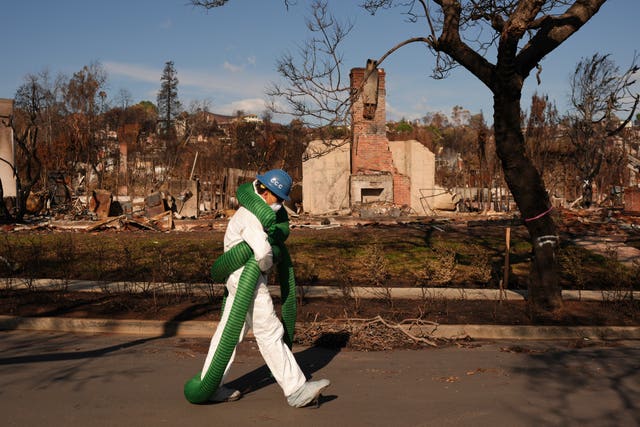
{"left": 226, "top": 332, "right": 349, "bottom": 405}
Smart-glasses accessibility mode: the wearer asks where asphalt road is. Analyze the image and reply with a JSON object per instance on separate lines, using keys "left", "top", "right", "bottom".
{"left": 1, "top": 330, "right": 639, "bottom": 427}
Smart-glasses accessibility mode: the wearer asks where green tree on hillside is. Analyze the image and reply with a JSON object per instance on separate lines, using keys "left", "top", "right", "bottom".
{"left": 157, "top": 61, "right": 181, "bottom": 136}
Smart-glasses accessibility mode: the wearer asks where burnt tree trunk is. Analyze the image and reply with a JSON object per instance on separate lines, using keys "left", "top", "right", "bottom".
{"left": 493, "top": 78, "right": 562, "bottom": 311}
{"left": 0, "top": 178, "right": 11, "bottom": 219}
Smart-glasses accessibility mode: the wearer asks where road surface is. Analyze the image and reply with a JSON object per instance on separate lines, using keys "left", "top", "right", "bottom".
{"left": 1, "top": 330, "right": 638, "bottom": 426}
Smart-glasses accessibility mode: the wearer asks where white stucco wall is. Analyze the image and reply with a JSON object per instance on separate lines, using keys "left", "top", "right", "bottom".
{"left": 302, "top": 139, "right": 351, "bottom": 214}
{"left": 389, "top": 139, "right": 435, "bottom": 215}
{"left": 0, "top": 99, "right": 16, "bottom": 198}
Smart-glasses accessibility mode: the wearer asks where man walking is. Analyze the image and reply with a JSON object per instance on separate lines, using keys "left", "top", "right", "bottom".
{"left": 202, "top": 169, "right": 330, "bottom": 408}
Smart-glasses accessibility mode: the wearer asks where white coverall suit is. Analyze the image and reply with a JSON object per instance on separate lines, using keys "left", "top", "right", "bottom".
{"left": 201, "top": 198, "right": 306, "bottom": 396}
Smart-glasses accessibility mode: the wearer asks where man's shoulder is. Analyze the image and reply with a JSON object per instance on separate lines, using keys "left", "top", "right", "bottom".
{"left": 232, "top": 206, "right": 253, "bottom": 217}
{"left": 229, "top": 206, "right": 260, "bottom": 224}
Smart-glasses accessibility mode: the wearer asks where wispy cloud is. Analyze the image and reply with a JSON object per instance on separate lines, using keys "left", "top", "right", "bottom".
{"left": 386, "top": 100, "right": 424, "bottom": 122}
{"left": 220, "top": 98, "right": 267, "bottom": 115}
{"left": 104, "top": 60, "right": 275, "bottom": 111}
{"left": 105, "top": 61, "right": 267, "bottom": 94}
{"left": 104, "top": 62, "right": 159, "bottom": 84}
{"left": 223, "top": 56, "right": 257, "bottom": 72}
{"left": 223, "top": 61, "right": 243, "bottom": 73}
{"left": 180, "top": 68, "right": 268, "bottom": 96}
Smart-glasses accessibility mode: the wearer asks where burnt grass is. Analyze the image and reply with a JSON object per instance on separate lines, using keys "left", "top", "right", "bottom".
{"left": 0, "top": 212, "right": 639, "bottom": 349}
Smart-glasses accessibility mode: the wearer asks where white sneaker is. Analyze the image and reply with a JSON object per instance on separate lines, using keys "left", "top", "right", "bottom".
{"left": 210, "top": 385, "right": 242, "bottom": 402}
{"left": 287, "top": 379, "right": 330, "bottom": 408}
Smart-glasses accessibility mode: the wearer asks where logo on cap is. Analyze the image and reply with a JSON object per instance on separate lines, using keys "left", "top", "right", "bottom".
{"left": 270, "top": 177, "right": 283, "bottom": 189}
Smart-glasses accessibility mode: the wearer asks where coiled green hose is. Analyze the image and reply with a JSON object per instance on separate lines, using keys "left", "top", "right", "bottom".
{"left": 183, "top": 182, "right": 297, "bottom": 404}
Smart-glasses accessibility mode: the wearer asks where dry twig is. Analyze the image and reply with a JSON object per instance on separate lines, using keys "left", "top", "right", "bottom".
{"left": 296, "top": 315, "right": 441, "bottom": 349}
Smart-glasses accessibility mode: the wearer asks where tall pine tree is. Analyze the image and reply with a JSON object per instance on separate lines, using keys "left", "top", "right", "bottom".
{"left": 156, "top": 61, "right": 181, "bottom": 135}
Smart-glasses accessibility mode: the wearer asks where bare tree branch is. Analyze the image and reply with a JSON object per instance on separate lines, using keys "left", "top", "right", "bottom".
{"left": 190, "top": 0, "right": 295, "bottom": 10}
{"left": 517, "top": 0, "right": 607, "bottom": 75}
{"left": 566, "top": 52, "right": 639, "bottom": 208}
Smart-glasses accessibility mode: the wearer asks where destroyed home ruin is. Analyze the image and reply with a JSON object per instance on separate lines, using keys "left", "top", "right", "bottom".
{"left": 2, "top": 60, "right": 636, "bottom": 226}
{"left": 302, "top": 64, "right": 438, "bottom": 216}
{"left": 0, "top": 99, "right": 16, "bottom": 200}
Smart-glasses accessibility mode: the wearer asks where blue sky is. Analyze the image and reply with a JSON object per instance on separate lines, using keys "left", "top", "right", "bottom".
{"left": 2, "top": 1, "right": 638, "bottom": 124}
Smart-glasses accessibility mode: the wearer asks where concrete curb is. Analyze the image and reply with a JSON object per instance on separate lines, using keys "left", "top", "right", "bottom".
{"left": 425, "top": 324, "right": 640, "bottom": 340}
{"left": 3, "top": 279, "right": 638, "bottom": 341}
{"left": 2, "top": 278, "right": 622, "bottom": 301}
{"left": 0, "top": 315, "right": 217, "bottom": 338}
{"left": 2, "top": 315, "right": 639, "bottom": 341}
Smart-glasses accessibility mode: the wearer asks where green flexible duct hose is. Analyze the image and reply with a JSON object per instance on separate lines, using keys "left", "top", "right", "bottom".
{"left": 183, "top": 182, "right": 297, "bottom": 404}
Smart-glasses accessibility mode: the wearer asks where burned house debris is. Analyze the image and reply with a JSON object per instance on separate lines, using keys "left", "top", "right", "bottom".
{"left": 302, "top": 66, "right": 449, "bottom": 216}
{"left": 1, "top": 60, "right": 639, "bottom": 233}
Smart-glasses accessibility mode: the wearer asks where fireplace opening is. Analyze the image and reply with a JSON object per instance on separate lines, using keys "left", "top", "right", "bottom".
{"left": 361, "top": 188, "right": 384, "bottom": 203}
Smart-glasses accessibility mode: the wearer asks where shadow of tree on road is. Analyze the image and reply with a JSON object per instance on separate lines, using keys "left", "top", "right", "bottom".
{"left": 508, "top": 343, "right": 640, "bottom": 425}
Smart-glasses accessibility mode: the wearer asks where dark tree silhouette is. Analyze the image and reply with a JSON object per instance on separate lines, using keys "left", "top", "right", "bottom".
{"left": 565, "top": 53, "right": 639, "bottom": 208}
{"left": 157, "top": 61, "right": 182, "bottom": 135}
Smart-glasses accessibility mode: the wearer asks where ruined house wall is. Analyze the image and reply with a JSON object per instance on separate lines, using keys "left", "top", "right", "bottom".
{"left": 389, "top": 139, "right": 435, "bottom": 214}
{"left": 302, "top": 139, "right": 351, "bottom": 214}
{"left": 0, "top": 99, "right": 16, "bottom": 198}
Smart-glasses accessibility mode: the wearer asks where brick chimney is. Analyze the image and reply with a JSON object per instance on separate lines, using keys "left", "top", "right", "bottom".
{"left": 349, "top": 65, "right": 411, "bottom": 207}
{"left": 349, "top": 66, "right": 394, "bottom": 173}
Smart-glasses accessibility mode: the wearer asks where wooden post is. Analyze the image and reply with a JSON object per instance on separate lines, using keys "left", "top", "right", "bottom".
{"left": 501, "top": 227, "right": 511, "bottom": 300}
